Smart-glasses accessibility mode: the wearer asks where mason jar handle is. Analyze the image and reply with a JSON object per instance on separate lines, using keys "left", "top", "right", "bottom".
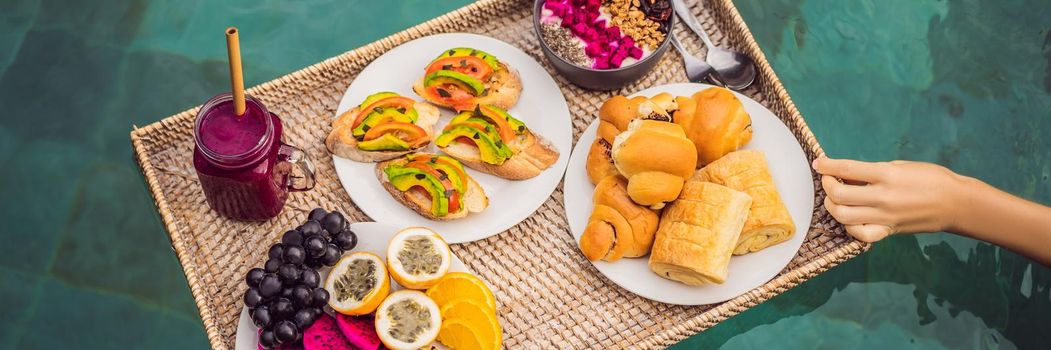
{"left": 278, "top": 143, "right": 316, "bottom": 192}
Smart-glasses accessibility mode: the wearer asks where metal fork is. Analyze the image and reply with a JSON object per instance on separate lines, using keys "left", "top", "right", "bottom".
{"left": 668, "top": 31, "right": 720, "bottom": 85}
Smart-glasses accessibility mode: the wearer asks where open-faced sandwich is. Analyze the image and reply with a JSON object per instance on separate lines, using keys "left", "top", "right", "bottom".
{"left": 412, "top": 47, "right": 522, "bottom": 112}
{"left": 326, "top": 92, "right": 440, "bottom": 162}
{"left": 434, "top": 104, "right": 559, "bottom": 180}
{"left": 376, "top": 153, "right": 488, "bottom": 220}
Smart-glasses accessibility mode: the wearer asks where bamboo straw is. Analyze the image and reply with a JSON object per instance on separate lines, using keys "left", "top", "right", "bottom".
{"left": 225, "top": 27, "right": 246, "bottom": 116}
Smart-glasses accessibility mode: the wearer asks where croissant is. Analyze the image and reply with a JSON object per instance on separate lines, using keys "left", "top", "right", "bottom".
{"left": 586, "top": 94, "right": 678, "bottom": 184}
{"left": 674, "top": 87, "right": 753, "bottom": 166}
{"left": 611, "top": 119, "right": 697, "bottom": 209}
{"left": 693, "top": 150, "right": 795, "bottom": 255}
{"left": 579, "top": 175, "right": 661, "bottom": 262}
{"left": 649, "top": 181, "right": 752, "bottom": 285}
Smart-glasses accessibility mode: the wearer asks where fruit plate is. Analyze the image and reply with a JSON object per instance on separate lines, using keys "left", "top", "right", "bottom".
{"left": 233, "top": 222, "right": 468, "bottom": 350}
{"left": 331, "top": 33, "right": 573, "bottom": 244}
{"left": 563, "top": 83, "right": 814, "bottom": 305}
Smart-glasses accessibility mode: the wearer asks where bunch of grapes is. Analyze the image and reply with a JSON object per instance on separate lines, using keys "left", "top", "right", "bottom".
{"left": 243, "top": 208, "right": 359, "bottom": 349}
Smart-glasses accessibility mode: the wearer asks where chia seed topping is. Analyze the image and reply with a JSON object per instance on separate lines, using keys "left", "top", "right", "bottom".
{"left": 540, "top": 22, "right": 592, "bottom": 66}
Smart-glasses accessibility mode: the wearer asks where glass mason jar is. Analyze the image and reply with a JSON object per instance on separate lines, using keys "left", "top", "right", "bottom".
{"left": 192, "top": 93, "right": 315, "bottom": 221}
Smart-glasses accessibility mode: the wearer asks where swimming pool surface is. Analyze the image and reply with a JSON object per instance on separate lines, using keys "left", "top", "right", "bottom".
{"left": 0, "top": 0, "right": 1048, "bottom": 348}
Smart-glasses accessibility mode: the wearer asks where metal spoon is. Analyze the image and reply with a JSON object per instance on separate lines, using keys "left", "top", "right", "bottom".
{"left": 668, "top": 32, "right": 717, "bottom": 84}
{"left": 670, "top": 0, "right": 757, "bottom": 90}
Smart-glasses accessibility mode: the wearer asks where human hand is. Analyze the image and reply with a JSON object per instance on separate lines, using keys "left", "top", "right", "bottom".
{"left": 812, "top": 158, "right": 969, "bottom": 242}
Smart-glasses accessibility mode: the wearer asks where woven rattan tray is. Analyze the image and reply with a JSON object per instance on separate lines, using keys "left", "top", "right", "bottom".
{"left": 131, "top": 0, "right": 867, "bottom": 348}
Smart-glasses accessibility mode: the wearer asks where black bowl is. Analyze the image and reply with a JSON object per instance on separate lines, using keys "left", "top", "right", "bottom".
{"left": 533, "top": 0, "right": 674, "bottom": 90}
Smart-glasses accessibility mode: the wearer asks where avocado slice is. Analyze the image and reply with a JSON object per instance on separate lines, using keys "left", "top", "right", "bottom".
{"left": 419, "top": 156, "right": 467, "bottom": 193}
{"left": 436, "top": 124, "right": 512, "bottom": 165}
{"left": 385, "top": 167, "right": 450, "bottom": 217}
{"left": 357, "top": 134, "right": 410, "bottom": 151}
{"left": 434, "top": 47, "right": 500, "bottom": 71}
{"left": 352, "top": 109, "right": 415, "bottom": 138}
{"left": 424, "top": 70, "right": 485, "bottom": 96}
{"left": 480, "top": 105, "right": 527, "bottom": 135}
{"left": 358, "top": 91, "right": 400, "bottom": 109}
{"left": 449, "top": 113, "right": 499, "bottom": 135}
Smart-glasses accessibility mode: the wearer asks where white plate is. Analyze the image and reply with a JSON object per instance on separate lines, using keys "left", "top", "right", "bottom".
{"left": 331, "top": 33, "right": 572, "bottom": 244}
{"left": 564, "top": 83, "right": 814, "bottom": 305}
{"left": 235, "top": 222, "right": 469, "bottom": 350}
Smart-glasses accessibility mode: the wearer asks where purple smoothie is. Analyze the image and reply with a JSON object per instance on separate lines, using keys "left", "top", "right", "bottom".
{"left": 198, "top": 100, "right": 269, "bottom": 156}
{"left": 192, "top": 93, "right": 311, "bottom": 221}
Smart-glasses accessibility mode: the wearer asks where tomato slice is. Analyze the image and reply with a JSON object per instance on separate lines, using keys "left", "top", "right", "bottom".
{"left": 406, "top": 155, "right": 469, "bottom": 193}
{"left": 410, "top": 186, "right": 432, "bottom": 201}
{"left": 447, "top": 190, "right": 461, "bottom": 214}
{"left": 362, "top": 122, "right": 428, "bottom": 143}
{"left": 476, "top": 105, "right": 515, "bottom": 143}
{"left": 426, "top": 86, "right": 475, "bottom": 112}
{"left": 403, "top": 162, "right": 458, "bottom": 202}
{"left": 351, "top": 96, "right": 416, "bottom": 129}
{"left": 443, "top": 121, "right": 490, "bottom": 133}
{"left": 426, "top": 56, "right": 493, "bottom": 80}
{"left": 455, "top": 136, "right": 477, "bottom": 147}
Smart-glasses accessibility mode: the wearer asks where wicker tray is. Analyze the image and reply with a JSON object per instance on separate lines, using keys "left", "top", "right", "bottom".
{"left": 131, "top": 0, "right": 867, "bottom": 348}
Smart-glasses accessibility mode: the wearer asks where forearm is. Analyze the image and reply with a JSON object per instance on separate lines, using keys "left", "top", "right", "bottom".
{"left": 951, "top": 176, "right": 1051, "bottom": 266}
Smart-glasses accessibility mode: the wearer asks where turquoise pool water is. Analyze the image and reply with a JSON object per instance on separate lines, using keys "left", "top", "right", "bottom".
{"left": 0, "top": 0, "right": 1048, "bottom": 348}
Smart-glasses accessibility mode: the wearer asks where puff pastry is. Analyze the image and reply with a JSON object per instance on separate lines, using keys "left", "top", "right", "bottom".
{"left": 648, "top": 181, "right": 752, "bottom": 285}
{"left": 693, "top": 150, "right": 795, "bottom": 255}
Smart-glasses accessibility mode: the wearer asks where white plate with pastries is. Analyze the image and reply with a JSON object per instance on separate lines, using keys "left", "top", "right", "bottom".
{"left": 564, "top": 82, "right": 813, "bottom": 305}
{"left": 329, "top": 33, "right": 572, "bottom": 244}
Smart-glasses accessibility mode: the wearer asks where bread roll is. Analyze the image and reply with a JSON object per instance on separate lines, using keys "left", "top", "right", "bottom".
{"left": 586, "top": 93, "right": 678, "bottom": 184}
{"left": 598, "top": 94, "right": 676, "bottom": 131}
{"left": 585, "top": 138, "right": 619, "bottom": 184}
{"left": 649, "top": 181, "right": 752, "bottom": 285}
{"left": 579, "top": 175, "right": 661, "bottom": 261}
{"left": 693, "top": 150, "right": 794, "bottom": 255}
{"left": 674, "top": 87, "right": 753, "bottom": 166}
{"left": 611, "top": 119, "right": 697, "bottom": 209}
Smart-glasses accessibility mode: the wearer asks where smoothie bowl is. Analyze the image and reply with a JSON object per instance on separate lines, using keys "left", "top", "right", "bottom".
{"left": 533, "top": 0, "right": 674, "bottom": 90}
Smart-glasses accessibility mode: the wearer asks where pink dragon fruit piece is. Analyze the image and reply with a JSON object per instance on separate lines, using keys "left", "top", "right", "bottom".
{"left": 546, "top": 5, "right": 563, "bottom": 17}
{"left": 593, "top": 55, "right": 611, "bottom": 69}
{"left": 584, "top": 42, "right": 603, "bottom": 56}
{"left": 574, "top": 11, "right": 587, "bottom": 24}
{"left": 335, "top": 314, "right": 385, "bottom": 350}
{"left": 304, "top": 314, "right": 354, "bottom": 350}
{"left": 544, "top": 0, "right": 564, "bottom": 15}
{"left": 621, "top": 35, "right": 635, "bottom": 47}
{"left": 617, "top": 43, "right": 633, "bottom": 56}
{"left": 571, "top": 23, "right": 588, "bottom": 35}
{"left": 605, "top": 26, "right": 621, "bottom": 39}
{"left": 629, "top": 46, "right": 644, "bottom": 59}
{"left": 585, "top": 9, "right": 599, "bottom": 21}
{"left": 610, "top": 53, "right": 627, "bottom": 67}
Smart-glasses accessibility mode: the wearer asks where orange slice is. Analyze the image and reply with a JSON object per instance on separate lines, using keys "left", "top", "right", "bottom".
{"left": 438, "top": 319, "right": 484, "bottom": 350}
{"left": 425, "top": 272, "right": 496, "bottom": 313}
{"left": 439, "top": 299, "right": 502, "bottom": 350}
